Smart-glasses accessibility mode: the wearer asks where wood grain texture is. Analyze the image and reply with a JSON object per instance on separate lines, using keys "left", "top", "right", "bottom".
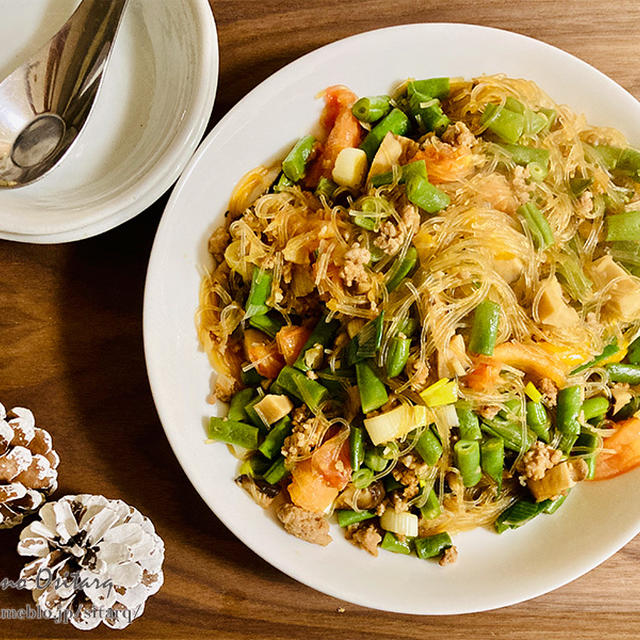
{"left": 2, "top": 1, "right": 640, "bottom": 637}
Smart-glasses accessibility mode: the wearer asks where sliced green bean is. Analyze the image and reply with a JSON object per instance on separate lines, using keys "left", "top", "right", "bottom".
{"left": 606, "top": 363, "right": 640, "bottom": 384}
{"left": 386, "top": 247, "right": 418, "bottom": 292}
{"left": 346, "top": 312, "right": 385, "bottom": 364}
{"left": 356, "top": 361, "right": 389, "bottom": 413}
{"left": 360, "top": 108, "right": 410, "bottom": 162}
{"left": 517, "top": 202, "right": 554, "bottom": 250}
{"left": 315, "top": 176, "right": 338, "bottom": 200}
{"left": 407, "top": 89, "right": 450, "bottom": 135}
{"left": 627, "top": 335, "right": 640, "bottom": 365}
{"left": 495, "top": 499, "right": 549, "bottom": 533}
{"left": 282, "top": 135, "right": 315, "bottom": 182}
{"left": 414, "top": 532, "right": 452, "bottom": 559}
{"left": 606, "top": 212, "right": 640, "bottom": 242}
{"left": 409, "top": 78, "right": 450, "bottom": 100}
{"left": 415, "top": 427, "right": 443, "bottom": 466}
{"left": 364, "top": 449, "right": 388, "bottom": 472}
{"left": 336, "top": 509, "right": 376, "bottom": 527}
{"left": 454, "top": 440, "right": 482, "bottom": 487}
{"left": 481, "top": 417, "right": 536, "bottom": 452}
{"left": 481, "top": 103, "right": 524, "bottom": 144}
{"left": 227, "top": 388, "right": 256, "bottom": 422}
{"left": 481, "top": 437, "right": 504, "bottom": 491}
{"left": 352, "top": 467, "right": 375, "bottom": 489}
{"left": 381, "top": 532, "right": 412, "bottom": 555}
{"left": 293, "top": 315, "right": 340, "bottom": 371}
{"left": 275, "top": 365, "right": 329, "bottom": 411}
{"left": 456, "top": 405, "right": 481, "bottom": 440}
{"left": 581, "top": 396, "right": 609, "bottom": 421}
{"left": 575, "top": 429, "right": 599, "bottom": 479}
{"left": 406, "top": 176, "right": 450, "bottom": 213}
{"left": 543, "top": 491, "right": 569, "bottom": 514}
{"left": 258, "top": 415, "right": 292, "bottom": 459}
{"left": 419, "top": 488, "right": 441, "bottom": 520}
{"left": 350, "top": 426, "right": 365, "bottom": 471}
{"left": 499, "top": 143, "right": 550, "bottom": 169}
{"left": 244, "top": 267, "right": 272, "bottom": 318}
{"left": 526, "top": 401, "right": 551, "bottom": 443}
{"left": 556, "top": 385, "right": 582, "bottom": 453}
{"left": 263, "top": 455, "right": 289, "bottom": 484}
{"left": 352, "top": 95, "right": 391, "bottom": 123}
{"left": 249, "top": 313, "right": 284, "bottom": 338}
{"left": 208, "top": 417, "right": 259, "bottom": 449}
{"left": 468, "top": 299, "right": 500, "bottom": 356}
{"left": 386, "top": 335, "right": 411, "bottom": 378}
{"left": 570, "top": 340, "right": 619, "bottom": 375}
{"left": 370, "top": 159, "right": 428, "bottom": 187}
{"left": 241, "top": 367, "right": 263, "bottom": 386}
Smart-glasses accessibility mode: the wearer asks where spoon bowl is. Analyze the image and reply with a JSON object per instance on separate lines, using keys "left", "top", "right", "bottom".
{"left": 0, "top": 0, "right": 128, "bottom": 188}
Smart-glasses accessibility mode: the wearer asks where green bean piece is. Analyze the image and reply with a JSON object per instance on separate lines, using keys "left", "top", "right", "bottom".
{"left": 386, "top": 335, "right": 412, "bottom": 378}
{"left": 627, "top": 335, "right": 640, "bottom": 365}
{"left": 273, "top": 172, "right": 295, "bottom": 192}
{"left": 480, "top": 417, "right": 536, "bottom": 452}
{"left": 241, "top": 367, "right": 263, "bottom": 386}
{"left": 282, "top": 135, "right": 315, "bottom": 182}
{"left": 614, "top": 395, "right": 640, "bottom": 419}
{"left": 456, "top": 405, "right": 482, "bottom": 440}
{"left": 336, "top": 509, "right": 376, "bottom": 527}
{"left": 481, "top": 103, "right": 524, "bottom": 144}
{"left": 593, "top": 144, "right": 623, "bottom": 171}
{"left": 410, "top": 78, "right": 450, "bottom": 100}
{"left": 415, "top": 427, "right": 443, "bottom": 466}
{"left": 352, "top": 95, "right": 392, "bottom": 123}
{"left": 244, "top": 267, "right": 273, "bottom": 318}
{"left": 523, "top": 110, "right": 548, "bottom": 136}
{"left": 397, "top": 317, "right": 418, "bottom": 336}
{"left": 525, "top": 401, "right": 551, "bottom": 443}
{"left": 606, "top": 363, "right": 640, "bottom": 384}
{"left": 581, "top": 396, "right": 609, "bottom": 421}
{"left": 454, "top": 440, "right": 482, "bottom": 487}
{"left": 350, "top": 426, "right": 365, "bottom": 471}
{"left": 606, "top": 212, "right": 640, "bottom": 242}
{"left": 569, "top": 176, "right": 593, "bottom": 197}
{"left": 258, "top": 416, "right": 292, "bottom": 460}
{"left": 263, "top": 455, "right": 289, "bottom": 484}
{"left": 360, "top": 108, "right": 410, "bottom": 162}
{"left": 238, "top": 453, "right": 271, "bottom": 478}
{"left": 414, "top": 532, "right": 453, "bottom": 560}
{"left": 468, "top": 299, "right": 501, "bottom": 356}
{"left": 346, "top": 312, "right": 385, "bottom": 364}
{"left": 244, "top": 396, "right": 268, "bottom": 431}
{"left": 381, "top": 532, "right": 412, "bottom": 555}
{"left": 249, "top": 313, "right": 284, "bottom": 339}
{"left": 370, "top": 159, "right": 428, "bottom": 187}
{"left": 543, "top": 491, "right": 569, "bottom": 514}
{"left": 227, "top": 388, "right": 256, "bottom": 422}
{"left": 570, "top": 339, "right": 619, "bottom": 375}
{"left": 386, "top": 247, "right": 418, "bottom": 292}
{"left": 575, "top": 429, "right": 599, "bottom": 479}
{"left": 293, "top": 315, "right": 340, "bottom": 371}
{"left": 495, "top": 499, "right": 550, "bottom": 533}
{"left": 481, "top": 437, "right": 504, "bottom": 491}
{"left": 407, "top": 88, "right": 450, "bottom": 135}
{"left": 517, "top": 202, "right": 554, "bottom": 250}
{"left": 538, "top": 107, "right": 557, "bottom": 131}
{"left": 208, "top": 417, "right": 259, "bottom": 449}
{"left": 617, "top": 148, "right": 640, "bottom": 181}
{"left": 352, "top": 467, "right": 375, "bottom": 489}
{"left": 406, "top": 176, "right": 450, "bottom": 213}
{"left": 499, "top": 143, "right": 550, "bottom": 169}
{"left": 504, "top": 97, "right": 525, "bottom": 113}
{"left": 363, "top": 449, "right": 387, "bottom": 472}
{"left": 556, "top": 385, "right": 582, "bottom": 453}
{"left": 419, "top": 489, "right": 441, "bottom": 520}
{"left": 353, "top": 198, "right": 383, "bottom": 230}
{"left": 274, "top": 365, "right": 329, "bottom": 411}
{"left": 315, "top": 176, "right": 338, "bottom": 200}
{"left": 356, "top": 362, "right": 389, "bottom": 413}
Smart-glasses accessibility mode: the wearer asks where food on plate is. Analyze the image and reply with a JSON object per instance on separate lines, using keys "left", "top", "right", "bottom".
{"left": 197, "top": 74, "right": 640, "bottom": 563}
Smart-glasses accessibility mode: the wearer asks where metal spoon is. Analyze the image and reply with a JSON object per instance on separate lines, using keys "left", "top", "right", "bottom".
{"left": 0, "top": 0, "right": 129, "bottom": 188}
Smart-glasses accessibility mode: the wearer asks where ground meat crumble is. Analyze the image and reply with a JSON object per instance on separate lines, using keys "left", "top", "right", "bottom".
{"left": 374, "top": 220, "right": 404, "bottom": 256}
{"left": 439, "top": 545, "right": 458, "bottom": 566}
{"left": 281, "top": 406, "right": 319, "bottom": 459}
{"left": 539, "top": 377, "right": 558, "bottom": 407}
{"left": 519, "top": 441, "right": 563, "bottom": 481}
{"left": 512, "top": 165, "right": 532, "bottom": 204}
{"left": 340, "top": 242, "right": 371, "bottom": 293}
{"left": 277, "top": 504, "right": 332, "bottom": 546}
{"left": 442, "top": 121, "right": 477, "bottom": 148}
{"left": 345, "top": 522, "right": 382, "bottom": 556}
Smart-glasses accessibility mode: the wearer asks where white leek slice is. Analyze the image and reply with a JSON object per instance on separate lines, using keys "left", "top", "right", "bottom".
{"left": 363, "top": 404, "right": 427, "bottom": 446}
{"left": 380, "top": 510, "right": 419, "bottom": 537}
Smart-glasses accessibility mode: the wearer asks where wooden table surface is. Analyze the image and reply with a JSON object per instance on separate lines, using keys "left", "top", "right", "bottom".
{"left": 2, "top": 1, "right": 640, "bottom": 638}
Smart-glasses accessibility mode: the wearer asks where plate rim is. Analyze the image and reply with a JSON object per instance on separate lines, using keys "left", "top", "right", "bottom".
{"left": 143, "top": 21, "right": 640, "bottom": 614}
{"left": 0, "top": 0, "right": 219, "bottom": 244}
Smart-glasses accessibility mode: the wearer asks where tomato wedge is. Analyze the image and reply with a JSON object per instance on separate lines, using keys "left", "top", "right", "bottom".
{"left": 593, "top": 417, "right": 640, "bottom": 480}
{"left": 311, "top": 432, "right": 352, "bottom": 490}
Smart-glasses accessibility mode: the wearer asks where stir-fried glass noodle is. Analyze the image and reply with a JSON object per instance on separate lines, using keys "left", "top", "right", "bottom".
{"left": 198, "top": 75, "right": 640, "bottom": 563}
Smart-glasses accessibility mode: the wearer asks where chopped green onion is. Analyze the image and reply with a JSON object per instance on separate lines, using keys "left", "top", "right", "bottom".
{"left": 570, "top": 339, "right": 619, "bottom": 375}
{"left": 352, "top": 467, "right": 375, "bottom": 489}
{"left": 524, "top": 381, "right": 542, "bottom": 403}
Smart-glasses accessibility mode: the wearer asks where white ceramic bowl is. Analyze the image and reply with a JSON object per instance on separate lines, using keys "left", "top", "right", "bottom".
{"left": 144, "top": 23, "right": 640, "bottom": 614}
{"left": 0, "top": 0, "right": 217, "bottom": 244}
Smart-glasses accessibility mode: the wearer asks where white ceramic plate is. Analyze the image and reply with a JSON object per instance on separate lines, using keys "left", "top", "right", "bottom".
{"left": 144, "top": 24, "right": 640, "bottom": 614}
{"left": 0, "top": 0, "right": 217, "bottom": 244}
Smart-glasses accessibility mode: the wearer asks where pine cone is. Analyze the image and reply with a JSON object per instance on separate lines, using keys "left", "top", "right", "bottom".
{"left": 0, "top": 403, "right": 59, "bottom": 529}
{"left": 17, "top": 494, "right": 165, "bottom": 630}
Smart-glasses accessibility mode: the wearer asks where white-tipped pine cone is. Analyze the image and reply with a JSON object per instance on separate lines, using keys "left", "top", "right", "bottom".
{"left": 17, "top": 494, "right": 165, "bottom": 631}
{"left": 0, "top": 403, "right": 59, "bottom": 529}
